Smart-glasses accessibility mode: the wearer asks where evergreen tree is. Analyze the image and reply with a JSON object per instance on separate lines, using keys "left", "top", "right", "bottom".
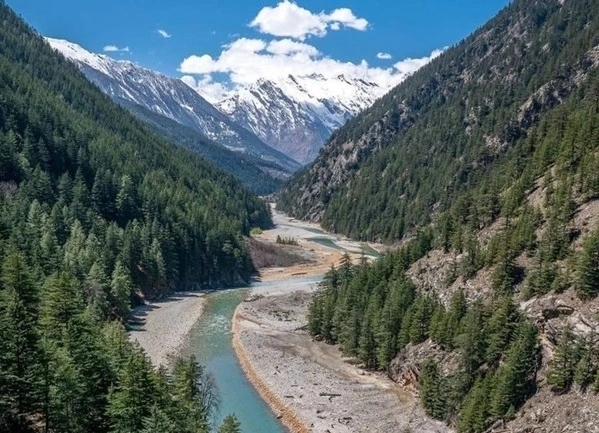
{"left": 576, "top": 228, "right": 599, "bottom": 299}
{"left": 573, "top": 339, "right": 597, "bottom": 392}
{"left": 547, "top": 328, "right": 578, "bottom": 393}
{"left": 218, "top": 415, "right": 242, "bottom": 433}
{"left": 0, "top": 250, "right": 42, "bottom": 433}
{"left": 457, "top": 376, "right": 492, "bottom": 433}
{"left": 107, "top": 352, "right": 156, "bottom": 433}
{"left": 489, "top": 323, "right": 538, "bottom": 419}
{"left": 110, "top": 262, "right": 133, "bottom": 317}
{"left": 141, "top": 405, "right": 177, "bottom": 433}
{"left": 420, "top": 358, "right": 446, "bottom": 420}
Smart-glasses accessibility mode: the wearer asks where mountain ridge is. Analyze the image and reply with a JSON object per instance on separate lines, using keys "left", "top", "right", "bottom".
{"left": 214, "top": 73, "right": 385, "bottom": 164}
{"left": 46, "top": 38, "right": 301, "bottom": 174}
{"left": 279, "top": 0, "right": 599, "bottom": 242}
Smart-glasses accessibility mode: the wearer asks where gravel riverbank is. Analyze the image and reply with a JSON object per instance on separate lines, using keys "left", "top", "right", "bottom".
{"left": 129, "top": 292, "right": 206, "bottom": 367}
{"left": 232, "top": 288, "right": 451, "bottom": 433}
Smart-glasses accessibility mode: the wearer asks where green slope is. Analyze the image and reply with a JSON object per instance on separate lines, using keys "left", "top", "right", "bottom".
{"left": 279, "top": 0, "right": 599, "bottom": 243}
{"left": 125, "top": 103, "right": 282, "bottom": 195}
{"left": 0, "top": 2, "right": 274, "bottom": 432}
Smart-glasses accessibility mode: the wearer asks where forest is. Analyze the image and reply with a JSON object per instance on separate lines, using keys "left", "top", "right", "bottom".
{"left": 125, "top": 103, "right": 283, "bottom": 196}
{"left": 279, "top": 0, "right": 599, "bottom": 243}
{"left": 288, "top": 4, "right": 599, "bottom": 426}
{"left": 307, "top": 70, "right": 599, "bottom": 430}
{"left": 0, "top": 2, "right": 268, "bottom": 431}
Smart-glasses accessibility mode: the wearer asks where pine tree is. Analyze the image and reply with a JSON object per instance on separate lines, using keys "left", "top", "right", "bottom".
{"left": 171, "top": 357, "right": 218, "bottom": 433}
{"left": 576, "top": 228, "right": 599, "bottom": 299}
{"left": 110, "top": 261, "right": 133, "bottom": 317}
{"left": 218, "top": 415, "right": 242, "bottom": 433}
{"left": 0, "top": 250, "right": 42, "bottom": 432}
{"left": 485, "top": 297, "right": 520, "bottom": 365}
{"left": 491, "top": 244, "right": 519, "bottom": 296}
{"left": 420, "top": 358, "right": 446, "bottom": 420}
{"left": 489, "top": 323, "right": 538, "bottom": 419}
{"left": 573, "top": 339, "right": 597, "bottom": 392}
{"left": 547, "top": 328, "right": 578, "bottom": 393}
{"left": 457, "top": 376, "right": 491, "bottom": 433}
{"left": 107, "top": 351, "right": 156, "bottom": 433}
{"left": 358, "top": 297, "right": 379, "bottom": 369}
{"left": 141, "top": 405, "right": 177, "bottom": 433}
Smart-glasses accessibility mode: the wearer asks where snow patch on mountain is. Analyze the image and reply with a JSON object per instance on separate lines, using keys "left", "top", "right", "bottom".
{"left": 46, "top": 38, "right": 300, "bottom": 173}
{"left": 212, "top": 73, "right": 386, "bottom": 164}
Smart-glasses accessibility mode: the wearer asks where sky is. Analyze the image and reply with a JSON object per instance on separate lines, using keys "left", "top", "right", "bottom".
{"left": 7, "top": 0, "right": 510, "bottom": 101}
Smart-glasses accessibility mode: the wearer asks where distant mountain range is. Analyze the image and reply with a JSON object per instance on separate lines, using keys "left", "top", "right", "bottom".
{"left": 214, "top": 74, "right": 384, "bottom": 164}
{"left": 46, "top": 38, "right": 389, "bottom": 167}
{"left": 47, "top": 38, "right": 301, "bottom": 177}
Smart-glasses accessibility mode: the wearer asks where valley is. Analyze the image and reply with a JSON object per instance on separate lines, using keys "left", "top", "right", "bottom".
{"left": 3, "top": 0, "right": 599, "bottom": 432}
{"left": 129, "top": 209, "right": 397, "bottom": 431}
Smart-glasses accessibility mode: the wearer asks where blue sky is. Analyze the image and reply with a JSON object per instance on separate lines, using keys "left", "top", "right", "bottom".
{"left": 7, "top": 0, "right": 510, "bottom": 99}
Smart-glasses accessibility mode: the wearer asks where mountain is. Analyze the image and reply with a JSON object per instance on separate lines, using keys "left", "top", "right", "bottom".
{"left": 124, "top": 104, "right": 282, "bottom": 195}
{"left": 46, "top": 38, "right": 301, "bottom": 175}
{"left": 0, "top": 2, "right": 272, "bottom": 432}
{"left": 284, "top": 1, "right": 599, "bottom": 432}
{"left": 279, "top": 0, "right": 599, "bottom": 242}
{"left": 215, "top": 74, "right": 385, "bottom": 164}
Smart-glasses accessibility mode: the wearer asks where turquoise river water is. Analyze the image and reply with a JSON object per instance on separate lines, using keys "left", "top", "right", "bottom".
{"left": 181, "top": 276, "right": 322, "bottom": 433}
{"left": 180, "top": 218, "right": 378, "bottom": 432}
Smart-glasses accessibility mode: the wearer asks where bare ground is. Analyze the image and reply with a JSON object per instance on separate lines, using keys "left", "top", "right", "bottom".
{"left": 233, "top": 290, "right": 451, "bottom": 433}
{"left": 129, "top": 292, "right": 205, "bottom": 367}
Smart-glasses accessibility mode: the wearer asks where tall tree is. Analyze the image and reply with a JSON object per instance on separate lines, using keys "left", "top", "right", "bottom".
{"left": 0, "top": 250, "right": 42, "bottom": 433}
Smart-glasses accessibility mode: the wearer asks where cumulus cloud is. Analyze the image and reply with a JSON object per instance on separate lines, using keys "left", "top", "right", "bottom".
{"left": 180, "top": 75, "right": 229, "bottom": 104}
{"left": 157, "top": 29, "right": 172, "bottom": 38}
{"left": 377, "top": 52, "right": 392, "bottom": 60}
{"left": 249, "top": 0, "right": 369, "bottom": 40}
{"left": 103, "top": 45, "right": 130, "bottom": 53}
{"left": 180, "top": 37, "right": 444, "bottom": 100}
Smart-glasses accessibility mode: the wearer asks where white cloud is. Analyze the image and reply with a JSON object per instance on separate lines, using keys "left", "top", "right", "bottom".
{"left": 249, "top": 1, "right": 369, "bottom": 41}
{"left": 103, "top": 45, "right": 130, "bottom": 53}
{"left": 377, "top": 52, "right": 392, "bottom": 60}
{"left": 157, "top": 29, "right": 172, "bottom": 38}
{"left": 180, "top": 37, "right": 444, "bottom": 98}
{"left": 180, "top": 75, "right": 229, "bottom": 103}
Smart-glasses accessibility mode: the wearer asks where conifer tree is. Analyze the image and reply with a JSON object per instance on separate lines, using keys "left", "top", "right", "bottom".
{"left": 576, "top": 228, "right": 599, "bottom": 299}
{"left": 489, "top": 323, "right": 538, "bottom": 419}
{"left": 573, "top": 339, "right": 597, "bottom": 392}
{"left": 457, "top": 376, "right": 492, "bottom": 433}
{"left": 107, "top": 352, "right": 156, "bottom": 433}
{"left": 218, "top": 415, "right": 242, "bottom": 433}
{"left": 420, "top": 358, "right": 446, "bottom": 420}
{"left": 0, "top": 250, "right": 42, "bottom": 432}
{"left": 110, "top": 262, "right": 133, "bottom": 317}
{"left": 547, "top": 328, "right": 578, "bottom": 393}
{"left": 141, "top": 405, "right": 177, "bottom": 433}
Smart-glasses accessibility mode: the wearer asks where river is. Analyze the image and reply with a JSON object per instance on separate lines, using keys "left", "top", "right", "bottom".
{"left": 179, "top": 211, "right": 380, "bottom": 433}
{"left": 181, "top": 277, "right": 322, "bottom": 433}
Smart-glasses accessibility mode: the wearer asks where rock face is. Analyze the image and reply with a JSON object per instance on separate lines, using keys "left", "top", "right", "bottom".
{"left": 46, "top": 38, "right": 301, "bottom": 175}
{"left": 216, "top": 74, "right": 384, "bottom": 165}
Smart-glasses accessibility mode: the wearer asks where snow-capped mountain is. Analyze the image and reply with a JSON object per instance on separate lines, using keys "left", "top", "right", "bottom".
{"left": 213, "top": 74, "right": 385, "bottom": 164}
{"left": 46, "top": 38, "right": 300, "bottom": 174}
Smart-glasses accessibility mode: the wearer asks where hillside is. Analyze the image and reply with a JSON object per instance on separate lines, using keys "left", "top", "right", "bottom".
{"left": 125, "top": 103, "right": 282, "bottom": 194}
{"left": 298, "top": 0, "right": 599, "bottom": 431}
{"left": 279, "top": 0, "right": 599, "bottom": 243}
{"left": 0, "top": 3, "right": 269, "bottom": 432}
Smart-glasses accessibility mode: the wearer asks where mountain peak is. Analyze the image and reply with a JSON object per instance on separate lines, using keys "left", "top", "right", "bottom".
{"left": 213, "top": 73, "right": 385, "bottom": 164}
{"left": 47, "top": 38, "right": 300, "bottom": 174}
